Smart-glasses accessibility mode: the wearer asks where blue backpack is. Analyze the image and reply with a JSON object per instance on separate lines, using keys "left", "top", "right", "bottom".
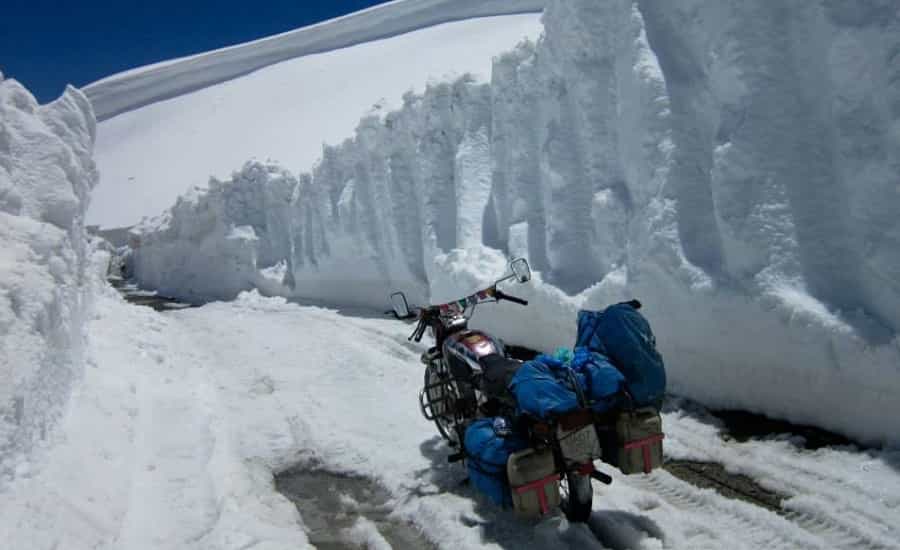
{"left": 464, "top": 418, "right": 528, "bottom": 507}
{"left": 575, "top": 301, "right": 666, "bottom": 408}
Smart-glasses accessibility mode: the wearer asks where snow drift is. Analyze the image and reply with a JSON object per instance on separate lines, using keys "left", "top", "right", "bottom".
{"left": 132, "top": 0, "right": 900, "bottom": 446}
{"left": 0, "top": 72, "right": 99, "bottom": 480}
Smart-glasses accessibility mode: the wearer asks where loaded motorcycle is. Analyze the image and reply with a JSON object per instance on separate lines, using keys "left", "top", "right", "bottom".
{"left": 389, "top": 259, "right": 620, "bottom": 522}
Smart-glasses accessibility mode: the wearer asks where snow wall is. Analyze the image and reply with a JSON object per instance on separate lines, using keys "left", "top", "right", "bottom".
{"left": 85, "top": 0, "right": 545, "bottom": 121}
{"left": 132, "top": 0, "right": 900, "bottom": 446}
{"left": 0, "top": 73, "right": 99, "bottom": 478}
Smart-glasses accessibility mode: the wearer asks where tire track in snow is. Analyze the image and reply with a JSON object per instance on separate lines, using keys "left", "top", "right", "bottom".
{"left": 662, "top": 404, "right": 900, "bottom": 550}
{"left": 654, "top": 459, "right": 896, "bottom": 550}
{"left": 773, "top": 460, "right": 898, "bottom": 550}
{"left": 783, "top": 506, "right": 895, "bottom": 550}
{"left": 626, "top": 471, "right": 823, "bottom": 550}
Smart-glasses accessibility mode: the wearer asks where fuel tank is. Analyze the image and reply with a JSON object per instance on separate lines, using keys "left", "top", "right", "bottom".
{"left": 442, "top": 330, "right": 505, "bottom": 380}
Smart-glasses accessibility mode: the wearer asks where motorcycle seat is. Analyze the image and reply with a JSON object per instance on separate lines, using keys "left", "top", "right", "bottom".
{"left": 479, "top": 354, "right": 522, "bottom": 400}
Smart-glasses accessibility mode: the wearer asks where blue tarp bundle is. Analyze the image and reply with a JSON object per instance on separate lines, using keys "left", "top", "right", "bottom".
{"left": 509, "top": 347, "right": 625, "bottom": 420}
{"left": 464, "top": 418, "right": 528, "bottom": 507}
{"left": 575, "top": 301, "right": 666, "bottom": 407}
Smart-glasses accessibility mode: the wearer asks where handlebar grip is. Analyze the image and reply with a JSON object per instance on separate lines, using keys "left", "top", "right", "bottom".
{"left": 496, "top": 290, "right": 528, "bottom": 306}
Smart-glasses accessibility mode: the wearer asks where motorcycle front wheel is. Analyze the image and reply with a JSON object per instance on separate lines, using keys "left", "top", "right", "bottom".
{"left": 561, "top": 471, "right": 594, "bottom": 523}
{"left": 424, "top": 361, "right": 460, "bottom": 446}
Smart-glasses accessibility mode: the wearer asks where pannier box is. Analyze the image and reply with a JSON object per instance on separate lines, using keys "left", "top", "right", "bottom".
{"left": 602, "top": 407, "right": 664, "bottom": 475}
{"left": 507, "top": 447, "right": 561, "bottom": 518}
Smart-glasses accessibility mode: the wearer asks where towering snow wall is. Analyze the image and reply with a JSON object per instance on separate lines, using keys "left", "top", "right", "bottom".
{"left": 0, "top": 73, "right": 99, "bottom": 478}
{"left": 132, "top": 0, "right": 900, "bottom": 445}
{"left": 85, "top": 0, "right": 545, "bottom": 121}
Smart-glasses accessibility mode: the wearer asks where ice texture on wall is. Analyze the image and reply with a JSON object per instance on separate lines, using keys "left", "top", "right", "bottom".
{"left": 132, "top": 0, "right": 900, "bottom": 445}
{"left": 0, "top": 74, "right": 98, "bottom": 476}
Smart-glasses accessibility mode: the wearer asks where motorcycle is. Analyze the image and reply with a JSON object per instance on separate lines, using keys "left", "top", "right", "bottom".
{"left": 389, "top": 258, "right": 611, "bottom": 523}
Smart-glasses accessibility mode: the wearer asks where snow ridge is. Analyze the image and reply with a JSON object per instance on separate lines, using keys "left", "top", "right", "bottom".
{"left": 132, "top": 0, "right": 900, "bottom": 445}
{"left": 84, "top": 0, "right": 545, "bottom": 121}
{"left": 0, "top": 75, "right": 99, "bottom": 480}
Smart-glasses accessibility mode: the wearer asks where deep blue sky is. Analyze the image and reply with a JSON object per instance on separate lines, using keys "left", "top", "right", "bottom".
{"left": 1, "top": 0, "right": 392, "bottom": 103}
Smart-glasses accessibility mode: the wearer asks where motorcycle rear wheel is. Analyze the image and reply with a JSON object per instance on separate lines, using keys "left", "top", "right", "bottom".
{"left": 561, "top": 471, "right": 593, "bottom": 523}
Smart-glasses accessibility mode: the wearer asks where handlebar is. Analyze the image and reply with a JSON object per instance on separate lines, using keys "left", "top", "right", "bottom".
{"left": 495, "top": 290, "right": 528, "bottom": 306}
{"left": 404, "top": 285, "right": 529, "bottom": 342}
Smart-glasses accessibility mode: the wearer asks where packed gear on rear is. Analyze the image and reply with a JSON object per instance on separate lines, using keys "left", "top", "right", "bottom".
{"left": 597, "top": 407, "right": 664, "bottom": 474}
{"left": 463, "top": 417, "right": 528, "bottom": 507}
{"left": 458, "top": 298, "right": 668, "bottom": 515}
{"left": 576, "top": 300, "right": 667, "bottom": 474}
{"left": 508, "top": 348, "right": 626, "bottom": 420}
{"left": 575, "top": 300, "right": 666, "bottom": 408}
{"left": 507, "top": 447, "right": 560, "bottom": 517}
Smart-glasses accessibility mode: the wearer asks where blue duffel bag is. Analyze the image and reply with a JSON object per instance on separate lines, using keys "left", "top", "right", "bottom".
{"left": 508, "top": 359, "right": 581, "bottom": 420}
{"left": 464, "top": 418, "right": 528, "bottom": 507}
{"left": 569, "top": 347, "right": 625, "bottom": 412}
{"left": 576, "top": 300, "right": 666, "bottom": 408}
{"left": 509, "top": 348, "right": 625, "bottom": 419}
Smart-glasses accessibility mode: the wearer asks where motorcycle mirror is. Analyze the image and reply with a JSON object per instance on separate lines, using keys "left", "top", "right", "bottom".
{"left": 509, "top": 258, "right": 532, "bottom": 283}
{"left": 390, "top": 291, "right": 411, "bottom": 318}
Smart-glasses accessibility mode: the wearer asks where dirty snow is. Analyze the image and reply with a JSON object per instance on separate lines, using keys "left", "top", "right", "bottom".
{"left": 3, "top": 290, "right": 898, "bottom": 549}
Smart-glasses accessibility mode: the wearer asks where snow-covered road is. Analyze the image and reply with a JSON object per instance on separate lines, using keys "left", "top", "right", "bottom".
{"left": 3, "top": 290, "right": 897, "bottom": 550}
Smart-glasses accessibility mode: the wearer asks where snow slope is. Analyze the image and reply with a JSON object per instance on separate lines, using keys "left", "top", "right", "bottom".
{"left": 84, "top": 0, "right": 545, "bottom": 121}
{"left": 87, "top": 12, "right": 545, "bottom": 228}
{"left": 3, "top": 291, "right": 898, "bottom": 549}
{"left": 0, "top": 73, "right": 99, "bottom": 482}
{"left": 132, "top": 0, "right": 900, "bottom": 446}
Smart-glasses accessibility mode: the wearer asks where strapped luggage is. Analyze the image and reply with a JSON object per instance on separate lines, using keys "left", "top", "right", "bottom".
{"left": 507, "top": 447, "right": 561, "bottom": 517}
{"left": 599, "top": 407, "right": 664, "bottom": 474}
{"left": 508, "top": 359, "right": 580, "bottom": 420}
{"left": 576, "top": 301, "right": 666, "bottom": 409}
{"left": 508, "top": 349, "right": 625, "bottom": 420}
{"left": 463, "top": 417, "right": 528, "bottom": 507}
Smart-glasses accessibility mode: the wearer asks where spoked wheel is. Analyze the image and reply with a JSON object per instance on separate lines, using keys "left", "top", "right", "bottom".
{"left": 561, "top": 471, "right": 593, "bottom": 523}
{"left": 423, "top": 362, "right": 461, "bottom": 446}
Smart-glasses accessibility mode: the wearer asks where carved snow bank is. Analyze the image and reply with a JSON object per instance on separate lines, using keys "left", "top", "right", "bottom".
{"left": 132, "top": 0, "right": 900, "bottom": 445}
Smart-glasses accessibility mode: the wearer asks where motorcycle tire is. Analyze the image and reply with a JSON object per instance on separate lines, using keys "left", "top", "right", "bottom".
{"left": 562, "top": 471, "right": 593, "bottom": 523}
{"left": 424, "top": 362, "right": 459, "bottom": 446}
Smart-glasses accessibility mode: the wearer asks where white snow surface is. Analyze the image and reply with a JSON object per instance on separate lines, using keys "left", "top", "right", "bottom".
{"left": 87, "top": 13, "right": 545, "bottom": 228}
{"left": 84, "top": 0, "right": 545, "bottom": 122}
{"left": 4, "top": 3, "right": 900, "bottom": 547}
{"left": 3, "top": 290, "right": 898, "bottom": 549}
{"left": 132, "top": 0, "right": 900, "bottom": 446}
{"left": 0, "top": 74, "right": 98, "bottom": 482}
